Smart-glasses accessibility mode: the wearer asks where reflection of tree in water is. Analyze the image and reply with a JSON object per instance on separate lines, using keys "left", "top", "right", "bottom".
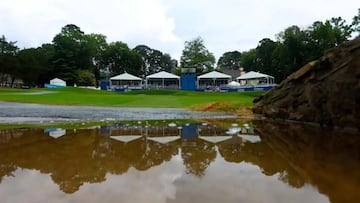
{"left": 217, "top": 136, "right": 303, "bottom": 186}
{"left": 0, "top": 127, "right": 181, "bottom": 193}
{"left": 254, "top": 119, "right": 360, "bottom": 203}
{"left": 181, "top": 140, "right": 216, "bottom": 177}
{"left": 0, "top": 164, "right": 16, "bottom": 182}
{"left": 133, "top": 140, "right": 179, "bottom": 171}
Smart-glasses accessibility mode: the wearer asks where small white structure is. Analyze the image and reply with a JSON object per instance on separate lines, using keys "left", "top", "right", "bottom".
{"left": 50, "top": 78, "right": 66, "bottom": 87}
{"left": 227, "top": 81, "right": 241, "bottom": 88}
{"left": 145, "top": 71, "right": 180, "bottom": 89}
{"left": 236, "top": 71, "right": 275, "bottom": 86}
{"left": 197, "top": 71, "right": 232, "bottom": 89}
{"left": 110, "top": 72, "right": 142, "bottom": 90}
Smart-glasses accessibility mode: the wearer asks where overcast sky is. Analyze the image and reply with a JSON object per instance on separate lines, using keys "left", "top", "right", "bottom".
{"left": 0, "top": 0, "right": 358, "bottom": 61}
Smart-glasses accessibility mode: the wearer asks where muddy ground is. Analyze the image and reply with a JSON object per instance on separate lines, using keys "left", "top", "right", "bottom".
{"left": 0, "top": 102, "right": 236, "bottom": 124}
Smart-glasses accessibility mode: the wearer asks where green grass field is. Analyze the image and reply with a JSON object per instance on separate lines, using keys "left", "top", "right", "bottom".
{"left": 0, "top": 87, "right": 263, "bottom": 109}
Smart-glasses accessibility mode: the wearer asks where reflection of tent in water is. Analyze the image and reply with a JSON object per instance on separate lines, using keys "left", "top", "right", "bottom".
{"left": 44, "top": 128, "right": 66, "bottom": 139}
{"left": 110, "top": 135, "right": 142, "bottom": 143}
{"left": 198, "top": 136, "right": 233, "bottom": 144}
{"left": 147, "top": 136, "right": 180, "bottom": 144}
{"left": 238, "top": 134, "right": 261, "bottom": 143}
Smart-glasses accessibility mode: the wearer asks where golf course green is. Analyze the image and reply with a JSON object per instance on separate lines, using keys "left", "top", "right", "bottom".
{"left": 0, "top": 87, "right": 263, "bottom": 110}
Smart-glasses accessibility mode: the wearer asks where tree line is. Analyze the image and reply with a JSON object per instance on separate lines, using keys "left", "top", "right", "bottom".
{"left": 0, "top": 24, "right": 177, "bottom": 87}
{"left": 0, "top": 9, "right": 359, "bottom": 87}
{"left": 218, "top": 9, "right": 360, "bottom": 83}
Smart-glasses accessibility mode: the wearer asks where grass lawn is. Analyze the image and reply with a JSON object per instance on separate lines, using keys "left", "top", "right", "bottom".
{"left": 0, "top": 87, "right": 263, "bottom": 109}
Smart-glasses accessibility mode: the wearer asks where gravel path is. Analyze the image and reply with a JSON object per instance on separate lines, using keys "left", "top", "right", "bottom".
{"left": 0, "top": 102, "right": 236, "bottom": 124}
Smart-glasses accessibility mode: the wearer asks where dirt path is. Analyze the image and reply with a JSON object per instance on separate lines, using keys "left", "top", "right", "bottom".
{"left": 0, "top": 102, "right": 236, "bottom": 124}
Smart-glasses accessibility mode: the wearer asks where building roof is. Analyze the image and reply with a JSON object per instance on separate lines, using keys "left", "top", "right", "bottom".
{"left": 223, "top": 69, "right": 241, "bottom": 79}
{"left": 110, "top": 72, "right": 142, "bottom": 81}
{"left": 198, "top": 71, "right": 232, "bottom": 79}
{"left": 236, "top": 71, "right": 274, "bottom": 80}
{"left": 146, "top": 71, "right": 180, "bottom": 79}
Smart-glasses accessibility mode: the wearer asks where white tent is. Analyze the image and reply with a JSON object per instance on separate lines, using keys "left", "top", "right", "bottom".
{"left": 110, "top": 72, "right": 142, "bottom": 89}
{"left": 227, "top": 81, "right": 241, "bottom": 87}
{"left": 47, "top": 128, "right": 66, "bottom": 139}
{"left": 110, "top": 135, "right": 142, "bottom": 143}
{"left": 199, "top": 136, "right": 233, "bottom": 144}
{"left": 145, "top": 71, "right": 180, "bottom": 89}
{"left": 50, "top": 78, "right": 66, "bottom": 87}
{"left": 236, "top": 71, "right": 274, "bottom": 86}
{"left": 197, "top": 71, "right": 231, "bottom": 89}
{"left": 147, "top": 136, "right": 180, "bottom": 144}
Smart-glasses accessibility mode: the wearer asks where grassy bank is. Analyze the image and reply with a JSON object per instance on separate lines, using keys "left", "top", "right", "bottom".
{"left": 0, "top": 87, "right": 263, "bottom": 109}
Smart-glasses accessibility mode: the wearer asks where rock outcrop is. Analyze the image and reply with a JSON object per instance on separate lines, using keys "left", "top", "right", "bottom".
{"left": 253, "top": 37, "right": 360, "bottom": 129}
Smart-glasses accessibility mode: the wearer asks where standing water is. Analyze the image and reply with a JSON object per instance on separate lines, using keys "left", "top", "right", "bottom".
{"left": 0, "top": 119, "right": 359, "bottom": 203}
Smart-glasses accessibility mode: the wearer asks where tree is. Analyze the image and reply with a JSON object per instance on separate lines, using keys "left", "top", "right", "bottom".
{"left": 36, "top": 43, "right": 55, "bottom": 85}
{"left": 217, "top": 51, "right": 242, "bottom": 70}
{"left": 255, "top": 38, "right": 279, "bottom": 75}
{"left": 133, "top": 45, "right": 176, "bottom": 76}
{"left": 0, "top": 35, "right": 20, "bottom": 86}
{"left": 85, "top": 33, "right": 108, "bottom": 83}
{"left": 352, "top": 8, "right": 360, "bottom": 36}
{"left": 17, "top": 48, "right": 43, "bottom": 86}
{"left": 103, "top": 42, "right": 142, "bottom": 76}
{"left": 240, "top": 49, "right": 257, "bottom": 71}
{"left": 75, "top": 69, "right": 96, "bottom": 86}
{"left": 180, "top": 37, "right": 215, "bottom": 74}
{"left": 52, "top": 24, "right": 92, "bottom": 85}
{"left": 274, "top": 25, "right": 308, "bottom": 81}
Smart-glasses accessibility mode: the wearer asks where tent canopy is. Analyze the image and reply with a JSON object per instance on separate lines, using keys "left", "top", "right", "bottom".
{"left": 50, "top": 78, "right": 66, "bottom": 86}
{"left": 198, "top": 71, "right": 231, "bottom": 79}
{"left": 145, "top": 71, "right": 180, "bottom": 89}
{"left": 110, "top": 72, "right": 142, "bottom": 81}
{"left": 237, "top": 71, "right": 274, "bottom": 80}
{"left": 146, "top": 71, "right": 180, "bottom": 79}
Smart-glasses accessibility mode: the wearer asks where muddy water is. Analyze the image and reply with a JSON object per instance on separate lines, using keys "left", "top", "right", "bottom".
{"left": 0, "top": 119, "right": 359, "bottom": 203}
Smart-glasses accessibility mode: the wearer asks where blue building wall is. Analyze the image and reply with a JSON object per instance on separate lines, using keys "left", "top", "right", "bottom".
{"left": 100, "top": 81, "right": 110, "bottom": 90}
{"left": 181, "top": 74, "right": 196, "bottom": 91}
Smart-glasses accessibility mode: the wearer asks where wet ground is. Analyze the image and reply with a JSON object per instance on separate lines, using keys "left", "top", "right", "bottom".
{"left": 0, "top": 102, "right": 236, "bottom": 124}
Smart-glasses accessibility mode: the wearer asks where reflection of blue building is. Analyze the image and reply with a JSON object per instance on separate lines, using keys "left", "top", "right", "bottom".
{"left": 181, "top": 124, "right": 198, "bottom": 140}
{"left": 100, "top": 125, "right": 111, "bottom": 135}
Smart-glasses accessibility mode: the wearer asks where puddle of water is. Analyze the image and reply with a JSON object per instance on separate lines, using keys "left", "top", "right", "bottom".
{"left": 0, "top": 119, "right": 359, "bottom": 203}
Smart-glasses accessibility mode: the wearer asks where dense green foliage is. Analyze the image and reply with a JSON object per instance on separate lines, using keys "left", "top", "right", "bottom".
{"left": 217, "top": 51, "right": 242, "bottom": 70}
{"left": 180, "top": 37, "right": 216, "bottom": 74}
{"left": 133, "top": 45, "right": 177, "bottom": 77}
{"left": 238, "top": 10, "right": 360, "bottom": 82}
{"left": 0, "top": 87, "right": 263, "bottom": 108}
